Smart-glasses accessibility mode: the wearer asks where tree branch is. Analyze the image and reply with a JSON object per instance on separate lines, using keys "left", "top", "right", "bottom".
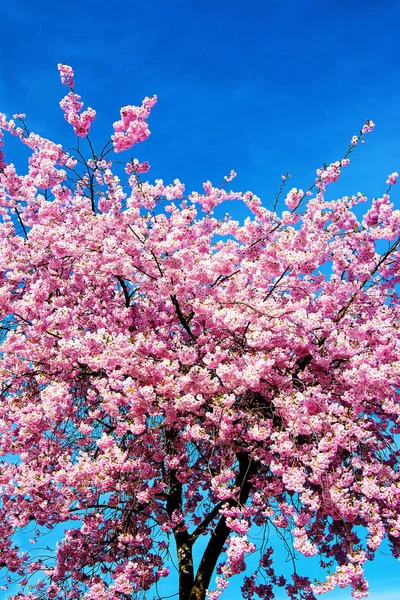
{"left": 171, "top": 295, "right": 196, "bottom": 341}
{"left": 188, "top": 501, "right": 223, "bottom": 544}
{"left": 116, "top": 275, "right": 131, "bottom": 308}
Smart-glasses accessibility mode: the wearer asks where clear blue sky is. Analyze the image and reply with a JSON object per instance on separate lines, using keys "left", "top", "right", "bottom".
{"left": 1, "top": 0, "right": 400, "bottom": 598}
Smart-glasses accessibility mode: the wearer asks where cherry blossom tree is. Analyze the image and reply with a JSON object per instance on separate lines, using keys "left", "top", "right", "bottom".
{"left": 0, "top": 64, "right": 399, "bottom": 600}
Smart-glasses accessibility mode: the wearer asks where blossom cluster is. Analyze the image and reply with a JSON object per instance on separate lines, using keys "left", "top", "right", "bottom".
{"left": 112, "top": 95, "right": 157, "bottom": 152}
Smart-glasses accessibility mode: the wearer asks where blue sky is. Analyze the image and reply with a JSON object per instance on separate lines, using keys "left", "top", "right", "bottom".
{"left": 1, "top": 0, "right": 400, "bottom": 598}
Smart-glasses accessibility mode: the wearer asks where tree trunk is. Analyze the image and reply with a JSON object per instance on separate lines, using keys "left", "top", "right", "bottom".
{"left": 178, "top": 451, "right": 258, "bottom": 600}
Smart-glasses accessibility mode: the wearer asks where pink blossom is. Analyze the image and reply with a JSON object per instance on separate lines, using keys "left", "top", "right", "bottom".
{"left": 224, "top": 169, "right": 237, "bottom": 182}
{"left": 112, "top": 95, "right": 157, "bottom": 152}
{"left": 57, "top": 63, "right": 75, "bottom": 88}
{"left": 386, "top": 171, "right": 399, "bottom": 185}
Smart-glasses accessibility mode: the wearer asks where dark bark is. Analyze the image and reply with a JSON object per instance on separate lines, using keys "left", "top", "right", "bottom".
{"left": 176, "top": 533, "right": 195, "bottom": 600}
{"left": 165, "top": 418, "right": 258, "bottom": 600}
{"left": 181, "top": 451, "right": 258, "bottom": 600}
{"left": 170, "top": 294, "right": 197, "bottom": 341}
{"left": 167, "top": 466, "right": 195, "bottom": 599}
{"left": 165, "top": 429, "right": 195, "bottom": 599}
